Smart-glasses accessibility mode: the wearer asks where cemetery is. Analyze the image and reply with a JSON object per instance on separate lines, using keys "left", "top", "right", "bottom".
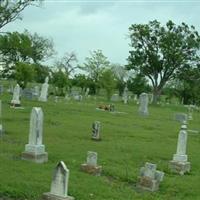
{"left": 1, "top": 1, "right": 200, "bottom": 200}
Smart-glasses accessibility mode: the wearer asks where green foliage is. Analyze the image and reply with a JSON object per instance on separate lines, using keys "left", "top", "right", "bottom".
{"left": 0, "top": 0, "right": 41, "bottom": 30}
{"left": 100, "top": 69, "right": 117, "bottom": 100}
{"left": 81, "top": 50, "right": 110, "bottom": 94}
{"left": 34, "top": 64, "right": 50, "bottom": 83}
{"left": 127, "top": 20, "right": 200, "bottom": 103}
{"left": 15, "top": 62, "right": 35, "bottom": 89}
{"left": 127, "top": 74, "right": 151, "bottom": 96}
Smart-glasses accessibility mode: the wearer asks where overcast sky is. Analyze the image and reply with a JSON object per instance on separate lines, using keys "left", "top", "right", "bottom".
{"left": 2, "top": 0, "right": 200, "bottom": 66}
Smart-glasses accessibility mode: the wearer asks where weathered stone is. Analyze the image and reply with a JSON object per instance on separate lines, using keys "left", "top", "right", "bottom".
{"left": 39, "top": 77, "right": 49, "bottom": 102}
{"left": 22, "top": 107, "right": 48, "bottom": 163}
{"left": 169, "top": 123, "right": 190, "bottom": 175}
{"left": 138, "top": 93, "right": 149, "bottom": 116}
{"left": 80, "top": 151, "right": 102, "bottom": 176}
{"left": 10, "top": 84, "right": 21, "bottom": 106}
{"left": 174, "top": 113, "right": 188, "bottom": 123}
{"left": 43, "top": 161, "right": 74, "bottom": 200}
{"left": 137, "top": 162, "right": 164, "bottom": 192}
{"left": 91, "top": 121, "right": 101, "bottom": 141}
{"left": 122, "top": 86, "right": 128, "bottom": 104}
{"left": 111, "top": 94, "right": 120, "bottom": 102}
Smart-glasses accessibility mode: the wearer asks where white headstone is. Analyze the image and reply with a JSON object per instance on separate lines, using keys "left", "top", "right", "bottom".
{"left": 86, "top": 151, "right": 97, "bottom": 167}
{"left": 50, "top": 161, "right": 69, "bottom": 197}
{"left": 123, "top": 86, "right": 128, "bottom": 104}
{"left": 92, "top": 121, "right": 101, "bottom": 140}
{"left": 85, "top": 88, "right": 90, "bottom": 97}
{"left": 173, "top": 123, "right": 188, "bottom": 162}
{"left": 138, "top": 93, "right": 149, "bottom": 116}
{"left": 11, "top": 84, "right": 21, "bottom": 105}
{"left": 38, "top": 77, "right": 49, "bottom": 102}
{"left": 25, "top": 107, "right": 45, "bottom": 154}
{"left": 174, "top": 113, "right": 188, "bottom": 123}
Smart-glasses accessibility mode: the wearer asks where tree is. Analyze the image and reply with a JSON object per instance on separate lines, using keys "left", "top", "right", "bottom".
{"left": 0, "top": 31, "right": 54, "bottom": 77}
{"left": 15, "top": 62, "right": 35, "bottom": 89}
{"left": 100, "top": 69, "right": 117, "bottom": 101}
{"left": 127, "top": 73, "right": 151, "bottom": 96}
{"left": 127, "top": 20, "right": 200, "bottom": 104}
{"left": 54, "top": 52, "right": 78, "bottom": 76}
{"left": 81, "top": 50, "right": 110, "bottom": 94}
{"left": 0, "top": 0, "right": 42, "bottom": 30}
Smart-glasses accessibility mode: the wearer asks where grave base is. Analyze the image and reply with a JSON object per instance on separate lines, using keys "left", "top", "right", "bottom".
{"left": 42, "top": 193, "right": 74, "bottom": 200}
{"left": 169, "top": 160, "right": 190, "bottom": 175}
{"left": 10, "top": 103, "right": 21, "bottom": 107}
{"left": 21, "top": 151, "right": 48, "bottom": 163}
{"left": 91, "top": 137, "right": 101, "bottom": 141}
{"left": 136, "top": 176, "right": 160, "bottom": 192}
{"left": 80, "top": 163, "right": 102, "bottom": 176}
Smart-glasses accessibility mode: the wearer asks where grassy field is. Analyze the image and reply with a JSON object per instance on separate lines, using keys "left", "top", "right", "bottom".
{"left": 0, "top": 92, "right": 200, "bottom": 200}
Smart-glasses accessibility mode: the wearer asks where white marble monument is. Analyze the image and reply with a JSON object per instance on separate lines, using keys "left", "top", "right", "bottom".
{"left": 21, "top": 107, "right": 48, "bottom": 163}
{"left": 39, "top": 77, "right": 49, "bottom": 102}
{"left": 10, "top": 84, "right": 21, "bottom": 106}
{"left": 43, "top": 161, "right": 74, "bottom": 200}
{"left": 169, "top": 123, "right": 190, "bottom": 175}
{"left": 81, "top": 151, "right": 102, "bottom": 175}
{"left": 137, "top": 162, "right": 164, "bottom": 192}
{"left": 138, "top": 93, "right": 149, "bottom": 116}
{"left": 122, "top": 86, "right": 128, "bottom": 104}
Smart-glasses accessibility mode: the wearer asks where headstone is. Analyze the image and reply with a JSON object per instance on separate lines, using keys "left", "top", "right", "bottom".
{"left": 73, "top": 94, "right": 82, "bottom": 101}
{"left": 138, "top": 93, "right": 149, "bottom": 116}
{"left": 80, "top": 151, "right": 102, "bottom": 175}
{"left": 111, "top": 94, "right": 120, "bottom": 102}
{"left": 38, "top": 77, "right": 49, "bottom": 102}
{"left": 148, "top": 93, "right": 153, "bottom": 104}
{"left": 32, "top": 86, "right": 40, "bottom": 98}
{"left": 169, "top": 123, "right": 190, "bottom": 175}
{"left": 54, "top": 96, "right": 58, "bottom": 103}
{"left": 21, "top": 107, "right": 48, "bottom": 163}
{"left": 43, "top": 161, "right": 75, "bottom": 200}
{"left": 91, "top": 121, "right": 101, "bottom": 141}
{"left": 109, "top": 104, "right": 115, "bottom": 112}
{"left": 10, "top": 84, "right": 21, "bottom": 107}
{"left": 0, "top": 100, "right": 3, "bottom": 136}
{"left": 122, "top": 86, "right": 128, "bottom": 104}
{"left": 174, "top": 113, "right": 188, "bottom": 123}
{"left": 137, "top": 162, "right": 164, "bottom": 192}
{"left": 187, "top": 105, "right": 194, "bottom": 120}
{"left": 22, "top": 88, "right": 33, "bottom": 100}
{"left": 85, "top": 88, "right": 90, "bottom": 97}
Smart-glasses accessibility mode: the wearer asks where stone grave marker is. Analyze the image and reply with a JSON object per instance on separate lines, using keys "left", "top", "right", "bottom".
{"left": 137, "top": 162, "right": 164, "bottom": 192}
{"left": 10, "top": 84, "right": 21, "bottom": 107}
{"left": 174, "top": 113, "right": 188, "bottom": 123}
{"left": 43, "top": 161, "right": 74, "bottom": 200}
{"left": 91, "top": 121, "right": 101, "bottom": 141}
{"left": 80, "top": 151, "right": 102, "bottom": 176}
{"left": 39, "top": 77, "right": 49, "bottom": 102}
{"left": 21, "top": 107, "right": 48, "bottom": 163}
{"left": 138, "top": 93, "right": 149, "bottom": 116}
{"left": 169, "top": 122, "right": 190, "bottom": 175}
{"left": 111, "top": 94, "right": 120, "bottom": 102}
{"left": 122, "top": 86, "right": 128, "bottom": 104}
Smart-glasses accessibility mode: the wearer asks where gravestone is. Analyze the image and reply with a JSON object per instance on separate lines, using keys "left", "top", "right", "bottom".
{"left": 73, "top": 94, "right": 82, "bottom": 101}
{"left": 122, "top": 86, "right": 128, "bottom": 104}
{"left": 109, "top": 104, "right": 115, "bottom": 112}
{"left": 148, "top": 93, "right": 153, "bottom": 104}
{"left": 21, "top": 107, "right": 48, "bottom": 163}
{"left": 32, "top": 86, "right": 40, "bottom": 98}
{"left": 22, "top": 88, "right": 33, "bottom": 100}
{"left": 0, "top": 85, "right": 4, "bottom": 94}
{"left": 187, "top": 105, "right": 194, "bottom": 120}
{"left": 10, "top": 84, "right": 21, "bottom": 107}
{"left": 0, "top": 100, "right": 3, "bottom": 136}
{"left": 43, "top": 161, "right": 75, "bottom": 200}
{"left": 39, "top": 77, "right": 49, "bottom": 102}
{"left": 137, "top": 162, "right": 164, "bottom": 192}
{"left": 80, "top": 151, "right": 102, "bottom": 176}
{"left": 174, "top": 113, "right": 188, "bottom": 123}
{"left": 85, "top": 88, "right": 90, "bottom": 97}
{"left": 138, "top": 93, "right": 149, "bottom": 116}
{"left": 91, "top": 121, "right": 101, "bottom": 141}
{"left": 169, "top": 123, "right": 190, "bottom": 175}
{"left": 54, "top": 96, "right": 58, "bottom": 103}
{"left": 111, "top": 94, "right": 120, "bottom": 102}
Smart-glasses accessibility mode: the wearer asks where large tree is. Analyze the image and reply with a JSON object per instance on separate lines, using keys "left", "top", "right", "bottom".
{"left": 0, "top": 0, "right": 41, "bottom": 30}
{"left": 127, "top": 20, "right": 200, "bottom": 103}
{"left": 81, "top": 49, "right": 110, "bottom": 94}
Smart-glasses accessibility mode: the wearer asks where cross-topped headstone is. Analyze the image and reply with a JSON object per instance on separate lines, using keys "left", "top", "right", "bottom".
{"left": 169, "top": 122, "right": 191, "bottom": 175}
{"left": 43, "top": 161, "right": 74, "bottom": 200}
{"left": 137, "top": 162, "right": 164, "bottom": 192}
{"left": 92, "top": 121, "right": 101, "bottom": 141}
{"left": 22, "top": 107, "right": 48, "bottom": 163}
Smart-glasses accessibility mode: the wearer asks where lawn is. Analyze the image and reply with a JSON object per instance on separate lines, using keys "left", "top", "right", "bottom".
{"left": 0, "top": 92, "right": 200, "bottom": 200}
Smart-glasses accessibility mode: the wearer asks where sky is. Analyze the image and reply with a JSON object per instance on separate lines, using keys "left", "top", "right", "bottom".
{"left": 2, "top": 0, "right": 200, "bottom": 66}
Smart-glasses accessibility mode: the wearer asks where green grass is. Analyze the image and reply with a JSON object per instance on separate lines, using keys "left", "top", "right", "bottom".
{"left": 0, "top": 93, "right": 200, "bottom": 200}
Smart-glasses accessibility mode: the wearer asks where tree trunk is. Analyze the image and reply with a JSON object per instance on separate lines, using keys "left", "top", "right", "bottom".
{"left": 152, "top": 87, "right": 161, "bottom": 104}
